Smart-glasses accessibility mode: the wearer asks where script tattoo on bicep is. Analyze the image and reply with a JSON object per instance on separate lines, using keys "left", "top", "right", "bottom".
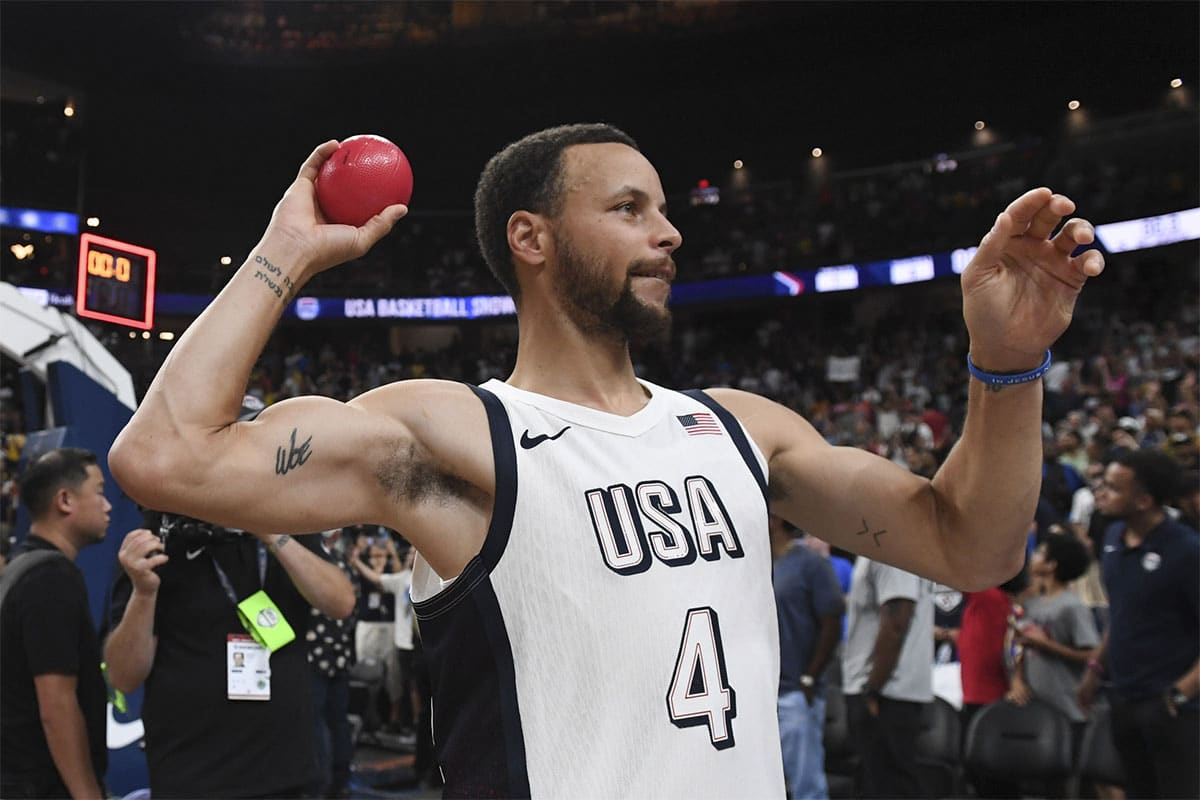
{"left": 252, "top": 255, "right": 297, "bottom": 303}
{"left": 275, "top": 428, "right": 313, "bottom": 475}
{"left": 854, "top": 517, "right": 888, "bottom": 547}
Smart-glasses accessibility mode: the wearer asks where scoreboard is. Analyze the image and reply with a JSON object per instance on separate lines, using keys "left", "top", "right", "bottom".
{"left": 76, "top": 233, "right": 157, "bottom": 329}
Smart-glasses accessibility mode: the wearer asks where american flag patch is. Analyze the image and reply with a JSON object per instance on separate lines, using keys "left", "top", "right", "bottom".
{"left": 677, "top": 412, "right": 723, "bottom": 436}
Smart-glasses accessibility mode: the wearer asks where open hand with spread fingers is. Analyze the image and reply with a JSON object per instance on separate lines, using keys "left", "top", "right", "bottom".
{"left": 961, "top": 188, "right": 1105, "bottom": 374}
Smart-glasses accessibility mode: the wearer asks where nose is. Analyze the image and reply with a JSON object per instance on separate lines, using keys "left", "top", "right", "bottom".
{"left": 654, "top": 211, "right": 682, "bottom": 254}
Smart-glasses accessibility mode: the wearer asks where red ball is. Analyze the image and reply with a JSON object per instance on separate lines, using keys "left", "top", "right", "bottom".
{"left": 315, "top": 135, "right": 413, "bottom": 227}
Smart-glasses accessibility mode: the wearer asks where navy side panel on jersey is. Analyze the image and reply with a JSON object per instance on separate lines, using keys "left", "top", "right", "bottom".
{"left": 412, "top": 385, "right": 529, "bottom": 798}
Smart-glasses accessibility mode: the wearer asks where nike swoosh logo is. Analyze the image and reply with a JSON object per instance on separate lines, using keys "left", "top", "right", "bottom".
{"left": 520, "top": 426, "right": 571, "bottom": 449}
{"left": 186, "top": 548, "right": 205, "bottom": 560}
{"left": 107, "top": 702, "right": 144, "bottom": 749}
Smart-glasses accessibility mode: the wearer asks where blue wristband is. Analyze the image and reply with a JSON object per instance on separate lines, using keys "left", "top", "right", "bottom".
{"left": 966, "top": 350, "right": 1052, "bottom": 387}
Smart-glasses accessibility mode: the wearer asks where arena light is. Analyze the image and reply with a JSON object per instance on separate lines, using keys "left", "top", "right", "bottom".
{"left": 1170, "top": 78, "right": 1183, "bottom": 89}
{"left": 86, "top": 217, "right": 100, "bottom": 227}
{"left": 1068, "top": 100, "right": 1081, "bottom": 110}
{"left": 63, "top": 101, "right": 76, "bottom": 118}
{"left": 1094, "top": 208, "right": 1200, "bottom": 252}
{"left": 159, "top": 331, "right": 176, "bottom": 341}
{"left": 974, "top": 120, "right": 986, "bottom": 131}
{"left": 888, "top": 256, "right": 936, "bottom": 285}
{"left": 811, "top": 147, "right": 823, "bottom": 158}
{"left": 220, "top": 256, "right": 233, "bottom": 266}
{"left": 814, "top": 265, "right": 859, "bottom": 293}
{"left": 733, "top": 159, "right": 744, "bottom": 170}
{"left": 951, "top": 247, "right": 979, "bottom": 274}
{"left": 0, "top": 206, "right": 80, "bottom": 235}
{"left": 141, "top": 331, "right": 151, "bottom": 339}
{"left": 10, "top": 243, "right": 35, "bottom": 260}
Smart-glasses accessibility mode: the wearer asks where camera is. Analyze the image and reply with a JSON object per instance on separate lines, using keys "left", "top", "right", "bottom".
{"left": 146, "top": 509, "right": 245, "bottom": 555}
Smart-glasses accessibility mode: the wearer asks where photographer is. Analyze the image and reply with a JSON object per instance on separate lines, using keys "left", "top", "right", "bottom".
{"left": 103, "top": 399, "right": 354, "bottom": 799}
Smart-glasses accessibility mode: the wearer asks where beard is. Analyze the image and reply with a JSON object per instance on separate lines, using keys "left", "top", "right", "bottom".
{"left": 555, "top": 233, "right": 673, "bottom": 350}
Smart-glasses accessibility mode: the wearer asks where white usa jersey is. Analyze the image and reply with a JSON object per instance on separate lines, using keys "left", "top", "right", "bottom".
{"left": 412, "top": 379, "right": 784, "bottom": 799}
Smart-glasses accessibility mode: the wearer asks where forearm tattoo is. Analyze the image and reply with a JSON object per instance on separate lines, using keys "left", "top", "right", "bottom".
{"left": 855, "top": 517, "right": 888, "bottom": 547}
{"left": 275, "top": 428, "right": 313, "bottom": 475}
{"left": 252, "top": 255, "right": 297, "bottom": 303}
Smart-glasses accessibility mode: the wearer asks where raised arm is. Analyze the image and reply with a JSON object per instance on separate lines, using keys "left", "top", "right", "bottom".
{"left": 109, "top": 143, "right": 407, "bottom": 530}
{"left": 104, "top": 528, "right": 166, "bottom": 693}
{"left": 721, "top": 189, "right": 1104, "bottom": 591}
{"left": 108, "top": 143, "right": 494, "bottom": 577}
{"left": 349, "top": 546, "right": 385, "bottom": 589}
{"left": 257, "top": 533, "right": 356, "bottom": 619}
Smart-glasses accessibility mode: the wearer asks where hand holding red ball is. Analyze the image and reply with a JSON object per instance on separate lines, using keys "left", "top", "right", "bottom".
{"left": 315, "top": 135, "right": 413, "bottom": 227}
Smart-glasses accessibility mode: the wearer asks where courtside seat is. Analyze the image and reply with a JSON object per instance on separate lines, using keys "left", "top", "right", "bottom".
{"left": 914, "top": 696, "right": 963, "bottom": 799}
{"left": 963, "top": 699, "right": 1074, "bottom": 794}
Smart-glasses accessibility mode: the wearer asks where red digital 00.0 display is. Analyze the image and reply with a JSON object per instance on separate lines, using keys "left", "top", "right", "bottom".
{"left": 75, "top": 233, "right": 157, "bottom": 329}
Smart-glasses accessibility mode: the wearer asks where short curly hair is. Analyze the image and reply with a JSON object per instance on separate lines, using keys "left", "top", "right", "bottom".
{"left": 473, "top": 123, "right": 638, "bottom": 301}
{"left": 1040, "top": 532, "right": 1091, "bottom": 584}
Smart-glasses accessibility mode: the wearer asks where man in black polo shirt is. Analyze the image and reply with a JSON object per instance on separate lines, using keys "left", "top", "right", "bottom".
{"left": 105, "top": 515, "right": 356, "bottom": 798}
{"left": 0, "top": 448, "right": 113, "bottom": 798}
{"left": 1078, "top": 448, "right": 1199, "bottom": 799}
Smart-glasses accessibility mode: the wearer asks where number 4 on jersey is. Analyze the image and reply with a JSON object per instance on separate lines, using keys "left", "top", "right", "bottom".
{"left": 666, "top": 606, "right": 737, "bottom": 750}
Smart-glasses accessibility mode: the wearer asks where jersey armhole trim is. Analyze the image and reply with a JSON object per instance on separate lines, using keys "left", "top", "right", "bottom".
{"left": 412, "top": 384, "right": 517, "bottom": 619}
{"left": 683, "top": 389, "right": 769, "bottom": 507}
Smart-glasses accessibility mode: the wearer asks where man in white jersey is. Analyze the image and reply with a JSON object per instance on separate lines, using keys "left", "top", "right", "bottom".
{"left": 111, "top": 124, "right": 1104, "bottom": 797}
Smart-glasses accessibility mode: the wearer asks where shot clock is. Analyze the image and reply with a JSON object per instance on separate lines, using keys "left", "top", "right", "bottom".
{"left": 76, "top": 233, "right": 157, "bottom": 329}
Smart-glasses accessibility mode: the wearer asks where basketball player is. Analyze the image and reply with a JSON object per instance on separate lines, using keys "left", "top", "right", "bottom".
{"left": 110, "top": 124, "right": 1104, "bottom": 797}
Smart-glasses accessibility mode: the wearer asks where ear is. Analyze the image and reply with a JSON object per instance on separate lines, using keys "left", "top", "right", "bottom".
{"left": 507, "top": 210, "right": 550, "bottom": 270}
{"left": 52, "top": 486, "right": 74, "bottom": 516}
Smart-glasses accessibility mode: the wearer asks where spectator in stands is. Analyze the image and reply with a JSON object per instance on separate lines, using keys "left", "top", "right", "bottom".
{"left": 1041, "top": 433, "right": 1084, "bottom": 520}
{"left": 1139, "top": 407, "right": 1168, "bottom": 448}
{"left": 1007, "top": 532, "right": 1100, "bottom": 761}
{"left": 770, "top": 515, "right": 845, "bottom": 799}
{"left": 842, "top": 557, "right": 935, "bottom": 798}
{"left": 350, "top": 531, "right": 417, "bottom": 735}
{"left": 1056, "top": 429, "right": 1089, "bottom": 474}
{"left": 1078, "top": 449, "right": 1199, "bottom": 800}
{"left": 803, "top": 534, "right": 853, "bottom": 593}
{"left": 349, "top": 530, "right": 404, "bottom": 731}
{"left": 1069, "top": 461, "right": 1106, "bottom": 540}
{"left": 1163, "top": 407, "right": 1199, "bottom": 469}
{"left": 306, "top": 528, "right": 359, "bottom": 798}
{"left": 0, "top": 448, "right": 111, "bottom": 799}
{"left": 1067, "top": 465, "right": 1112, "bottom": 629}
